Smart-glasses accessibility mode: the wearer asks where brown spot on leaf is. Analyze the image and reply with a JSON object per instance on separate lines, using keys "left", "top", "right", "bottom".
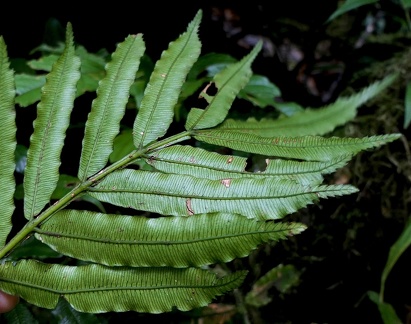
{"left": 186, "top": 198, "right": 194, "bottom": 215}
{"left": 227, "top": 156, "right": 234, "bottom": 164}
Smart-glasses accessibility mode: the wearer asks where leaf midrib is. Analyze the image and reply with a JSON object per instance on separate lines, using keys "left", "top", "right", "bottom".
{"left": 0, "top": 276, "right": 237, "bottom": 294}
{"left": 147, "top": 155, "right": 347, "bottom": 176}
{"left": 88, "top": 184, "right": 336, "bottom": 199}
{"left": 35, "top": 227, "right": 289, "bottom": 244}
{"left": 139, "top": 27, "right": 196, "bottom": 148}
{"left": 194, "top": 131, "right": 392, "bottom": 149}
{"left": 82, "top": 39, "right": 136, "bottom": 178}
{"left": 29, "top": 52, "right": 69, "bottom": 217}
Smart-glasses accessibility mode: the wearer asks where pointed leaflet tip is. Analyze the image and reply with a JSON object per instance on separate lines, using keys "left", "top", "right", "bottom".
{"left": 132, "top": 9, "right": 202, "bottom": 148}
{"left": 23, "top": 21, "right": 81, "bottom": 219}
{"left": 0, "top": 36, "right": 16, "bottom": 247}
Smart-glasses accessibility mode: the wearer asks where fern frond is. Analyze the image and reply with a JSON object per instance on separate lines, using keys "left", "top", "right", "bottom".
{"left": 77, "top": 34, "right": 145, "bottom": 180}
{"left": 185, "top": 41, "right": 262, "bottom": 130}
{"left": 133, "top": 10, "right": 202, "bottom": 149}
{"left": 88, "top": 169, "right": 358, "bottom": 220}
{"left": 23, "top": 24, "right": 81, "bottom": 219}
{"left": 0, "top": 37, "right": 16, "bottom": 247}
{"left": 35, "top": 210, "right": 306, "bottom": 267}
{"left": 147, "top": 145, "right": 352, "bottom": 185}
{"left": 215, "top": 74, "right": 397, "bottom": 136}
{"left": 0, "top": 259, "right": 246, "bottom": 313}
{"left": 193, "top": 131, "right": 402, "bottom": 161}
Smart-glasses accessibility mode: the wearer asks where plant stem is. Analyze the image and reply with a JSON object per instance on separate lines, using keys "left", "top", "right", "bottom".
{"left": 0, "top": 131, "right": 192, "bottom": 260}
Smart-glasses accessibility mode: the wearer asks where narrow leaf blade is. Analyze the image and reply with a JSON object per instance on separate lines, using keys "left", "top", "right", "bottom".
{"left": 326, "top": 0, "right": 378, "bottom": 23}
{"left": 216, "top": 74, "right": 397, "bottom": 137}
{"left": 23, "top": 24, "right": 81, "bottom": 219}
{"left": 185, "top": 41, "right": 262, "bottom": 130}
{"left": 380, "top": 220, "right": 411, "bottom": 297}
{"left": 404, "top": 81, "right": 411, "bottom": 129}
{"left": 78, "top": 34, "right": 145, "bottom": 180}
{"left": 0, "top": 260, "right": 247, "bottom": 314}
{"left": 89, "top": 169, "right": 358, "bottom": 220}
{"left": 36, "top": 210, "right": 306, "bottom": 267}
{"left": 133, "top": 10, "right": 202, "bottom": 148}
{"left": 147, "top": 145, "right": 352, "bottom": 185}
{"left": 367, "top": 291, "right": 402, "bottom": 324}
{"left": 193, "top": 131, "right": 402, "bottom": 161}
{"left": 0, "top": 37, "right": 16, "bottom": 247}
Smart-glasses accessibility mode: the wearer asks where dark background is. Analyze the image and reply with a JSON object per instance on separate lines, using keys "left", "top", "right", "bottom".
{"left": 0, "top": 2, "right": 336, "bottom": 55}
{"left": 0, "top": 1, "right": 340, "bottom": 105}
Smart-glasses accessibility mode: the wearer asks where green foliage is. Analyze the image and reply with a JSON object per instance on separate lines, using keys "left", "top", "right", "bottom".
{"left": 326, "top": 0, "right": 379, "bottom": 23}
{"left": 367, "top": 291, "right": 402, "bottom": 324}
{"left": 367, "top": 220, "right": 411, "bottom": 323}
{"left": 0, "top": 9, "right": 401, "bottom": 320}
{"left": 0, "top": 35, "right": 16, "bottom": 247}
{"left": 23, "top": 24, "right": 81, "bottom": 219}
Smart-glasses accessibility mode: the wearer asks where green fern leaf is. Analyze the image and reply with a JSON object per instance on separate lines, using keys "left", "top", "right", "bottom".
{"left": 326, "top": 0, "right": 378, "bottom": 23}
{"left": 35, "top": 210, "right": 306, "bottom": 267}
{"left": 88, "top": 169, "right": 358, "bottom": 220}
{"left": 133, "top": 10, "right": 202, "bottom": 149}
{"left": 185, "top": 41, "right": 262, "bottom": 130}
{"left": 77, "top": 34, "right": 145, "bottom": 180}
{"left": 146, "top": 145, "right": 352, "bottom": 185}
{"left": 0, "top": 259, "right": 246, "bottom": 313}
{"left": 23, "top": 24, "right": 81, "bottom": 219}
{"left": 0, "top": 37, "right": 16, "bottom": 247}
{"left": 192, "top": 131, "right": 401, "bottom": 161}
{"left": 215, "top": 74, "right": 397, "bottom": 136}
